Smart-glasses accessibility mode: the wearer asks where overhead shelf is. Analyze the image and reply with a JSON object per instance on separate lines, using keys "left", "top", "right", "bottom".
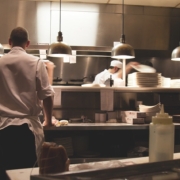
{"left": 52, "top": 86, "right": 180, "bottom": 93}
{"left": 3, "top": 44, "right": 172, "bottom": 58}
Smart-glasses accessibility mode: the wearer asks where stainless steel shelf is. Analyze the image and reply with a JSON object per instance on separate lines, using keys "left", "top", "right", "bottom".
{"left": 52, "top": 86, "right": 180, "bottom": 93}
{"left": 43, "top": 123, "right": 180, "bottom": 131}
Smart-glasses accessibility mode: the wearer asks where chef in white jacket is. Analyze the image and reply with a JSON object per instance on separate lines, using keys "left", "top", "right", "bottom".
{"left": 93, "top": 60, "right": 138, "bottom": 86}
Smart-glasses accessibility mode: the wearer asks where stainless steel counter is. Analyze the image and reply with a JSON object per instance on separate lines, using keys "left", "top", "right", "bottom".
{"left": 7, "top": 153, "right": 180, "bottom": 180}
{"left": 44, "top": 123, "right": 180, "bottom": 131}
{"left": 53, "top": 86, "right": 180, "bottom": 93}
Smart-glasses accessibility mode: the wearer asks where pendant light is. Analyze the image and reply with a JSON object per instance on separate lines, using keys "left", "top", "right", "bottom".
{"left": 0, "top": 43, "right": 4, "bottom": 57}
{"left": 111, "top": 0, "right": 135, "bottom": 59}
{"left": 48, "top": 0, "right": 72, "bottom": 57}
{"left": 171, "top": 3, "right": 180, "bottom": 61}
{"left": 171, "top": 42, "right": 180, "bottom": 61}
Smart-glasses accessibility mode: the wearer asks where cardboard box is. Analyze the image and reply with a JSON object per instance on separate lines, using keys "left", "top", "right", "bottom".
{"left": 122, "top": 116, "right": 145, "bottom": 124}
{"left": 121, "top": 111, "right": 146, "bottom": 118}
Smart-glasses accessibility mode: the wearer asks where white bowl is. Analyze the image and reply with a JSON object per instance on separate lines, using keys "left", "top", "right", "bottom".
{"left": 139, "top": 103, "right": 161, "bottom": 112}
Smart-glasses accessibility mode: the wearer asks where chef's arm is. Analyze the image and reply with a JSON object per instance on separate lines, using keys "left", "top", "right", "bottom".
{"left": 117, "top": 62, "right": 139, "bottom": 78}
{"left": 43, "top": 95, "right": 54, "bottom": 127}
{"left": 117, "top": 69, "right": 123, "bottom": 78}
{"left": 125, "top": 62, "right": 139, "bottom": 74}
{"left": 45, "top": 61, "right": 55, "bottom": 85}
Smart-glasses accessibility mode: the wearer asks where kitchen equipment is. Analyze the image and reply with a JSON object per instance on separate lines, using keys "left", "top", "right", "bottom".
{"left": 94, "top": 111, "right": 107, "bottom": 123}
{"left": 95, "top": 113, "right": 100, "bottom": 123}
{"left": 69, "top": 77, "right": 87, "bottom": 82}
{"left": 81, "top": 84, "right": 106, "bottom": 87}
{"left": 69, "top": 118, "right": 83, "bottom": 123}
{"left": 100, "top": 112, "right": 107, "bottom": 123}
{"left": 53, "top": 77, "right": 67, "bottom": 85}
{"left": 53, "top": 77, "right": 62, "bottom": 82}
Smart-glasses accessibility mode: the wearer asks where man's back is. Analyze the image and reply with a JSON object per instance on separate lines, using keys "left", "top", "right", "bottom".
{"left": 0, "top": 46, "right": 49, "bottom": 117}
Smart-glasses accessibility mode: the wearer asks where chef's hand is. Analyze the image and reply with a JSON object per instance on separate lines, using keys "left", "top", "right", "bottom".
{"left": 43, "top": 116, "right": 59, "bottom": 127}
{"left": 42, "top": 120, "right": 55, "bottom": 127}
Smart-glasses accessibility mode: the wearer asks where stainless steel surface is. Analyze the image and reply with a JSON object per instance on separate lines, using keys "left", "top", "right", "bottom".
{"left": 53, "top": 86, "right": 180, "bottom": 93}
{"left": 1, "top": 2, "right": 180, "bottom": 83}
{"left": 171, "top": 46, "right": 180, "bottom": 61}
{"left": 43, "top": 123, "right": 180, "bottom": 131}
{"left": 20, "top": 0, "right": 180, "bottom": 8}
{"left": 30, "top": 158, "right": 180, "bottom": 180}
{"left": 0, "top": 2, "right": 179, "bottom": 49}
{"left": 50, "top": 56, "right": 111, "bottom": 82}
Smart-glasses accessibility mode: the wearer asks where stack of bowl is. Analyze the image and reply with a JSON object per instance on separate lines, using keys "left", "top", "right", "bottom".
{"left": 139, "top": 103, "right": 161, "bottom": 123}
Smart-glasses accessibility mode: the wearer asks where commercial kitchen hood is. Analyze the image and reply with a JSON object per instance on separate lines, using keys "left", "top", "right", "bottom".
{"left": 20, "top": 0, "right": 180, "bottom": 8}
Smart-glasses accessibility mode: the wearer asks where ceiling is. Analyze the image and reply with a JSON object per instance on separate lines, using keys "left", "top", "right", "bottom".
{"left": 21, "top": 0, "right": 180, "bottom": 8}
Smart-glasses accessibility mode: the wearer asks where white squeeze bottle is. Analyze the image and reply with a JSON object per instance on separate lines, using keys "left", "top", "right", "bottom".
{"left": 149, "top": 104, "right": 174, "bottom": 162}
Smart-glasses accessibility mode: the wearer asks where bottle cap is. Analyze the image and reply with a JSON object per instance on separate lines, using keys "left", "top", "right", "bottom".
{"left": 152, "top": 104, "right": 172, "bottom": 124}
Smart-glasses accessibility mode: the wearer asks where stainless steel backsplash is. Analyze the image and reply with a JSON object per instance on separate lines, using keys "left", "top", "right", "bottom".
{"left": 1, "top": 1, "right": 180, "bottom": 79}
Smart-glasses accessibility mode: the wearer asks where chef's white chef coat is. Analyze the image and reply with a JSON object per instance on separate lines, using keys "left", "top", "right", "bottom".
{"left": 93, "top": 69, "right": 120, "bottom": 85}
{"left": 0, "top": 47, "right": 55, "bottom": 159}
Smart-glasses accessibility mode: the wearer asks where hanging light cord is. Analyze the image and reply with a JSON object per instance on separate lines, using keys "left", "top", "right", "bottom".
{"left": 59, "top": 0, "right": 61, "bottom": 32}
{"left": 122, "top": 0, "right": 124, "bottom": 36}
{"left": 120, "top": 0, "right": 125, "bottom": 43}
{"left": 57, "top": 0, "right": 63, "bottom": 42}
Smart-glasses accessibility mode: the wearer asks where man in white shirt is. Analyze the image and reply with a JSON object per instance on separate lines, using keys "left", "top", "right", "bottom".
{"left": 93, "top": 60, "right": 139, "bottom": 86}
{"left": 0, "top": 27, "right": 54, "bottom": 179}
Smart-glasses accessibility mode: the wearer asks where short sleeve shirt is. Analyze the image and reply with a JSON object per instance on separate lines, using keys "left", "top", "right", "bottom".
{"left": 0, "top": 47, "right": 54, "bottom": 117}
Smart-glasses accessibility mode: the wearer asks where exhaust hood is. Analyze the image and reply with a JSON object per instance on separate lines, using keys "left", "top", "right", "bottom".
{"left": 20, "top": 0, "right": 180, "bottom": 8}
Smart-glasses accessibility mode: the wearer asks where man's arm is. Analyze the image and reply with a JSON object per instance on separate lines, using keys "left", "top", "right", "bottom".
{"left": 117, "top": 62, "right": 139, "bottom": 78}
{"left": 44, "top": 61, "right": 55, "bottom": 85}
{"left": 42, "top": 95, "right": 54, "bottom": 127}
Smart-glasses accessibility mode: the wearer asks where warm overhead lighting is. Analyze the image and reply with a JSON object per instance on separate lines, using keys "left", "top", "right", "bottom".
{"left": 111, "top": 0, "right": 135, "bottom": 59}
{"left": 171, "top": 42, "right": 180, "bottom": 61}
{"left": 48, "top": 0, "right": 72, "bottom": 58}
{"left": 0, "top": 43, "right": 4, "bottom": 57}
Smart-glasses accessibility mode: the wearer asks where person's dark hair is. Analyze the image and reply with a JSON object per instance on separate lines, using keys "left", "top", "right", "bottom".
{"left": 109, "top": 66, "right": 120, "bottom": 70}
{"left": 10, "top": 27, "right": 29, "bottom": 46}
{"left": 109, "top": 66, "right": 114, "bottom": 69}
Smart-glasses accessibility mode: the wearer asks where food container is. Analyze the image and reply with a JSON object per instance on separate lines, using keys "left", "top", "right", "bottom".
{"left": 69, "top": 118, "right": 83, "bottom": 123}
{"left": 149, "top": 104, "right": 174, "bottom": 162}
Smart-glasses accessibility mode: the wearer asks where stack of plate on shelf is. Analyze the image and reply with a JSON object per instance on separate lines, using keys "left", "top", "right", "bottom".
{"left": 127, "top": 72, "right": 161, "bottom": 87}
{"left": 170, "top": 79, "right": 180, "bottom": 87}
{"left": 160, "top": 76, "right": 171, "bottom": 87}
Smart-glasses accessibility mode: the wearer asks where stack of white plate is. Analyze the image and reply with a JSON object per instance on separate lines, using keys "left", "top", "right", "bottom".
{"left": 170, "top": 79, "right": 180, "bottom": 87}
{"left": 160, "top": 76, "right": 171, "bottom": 87}
{"left": 127, "top": 72, "right": 161, "bottom": 87}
